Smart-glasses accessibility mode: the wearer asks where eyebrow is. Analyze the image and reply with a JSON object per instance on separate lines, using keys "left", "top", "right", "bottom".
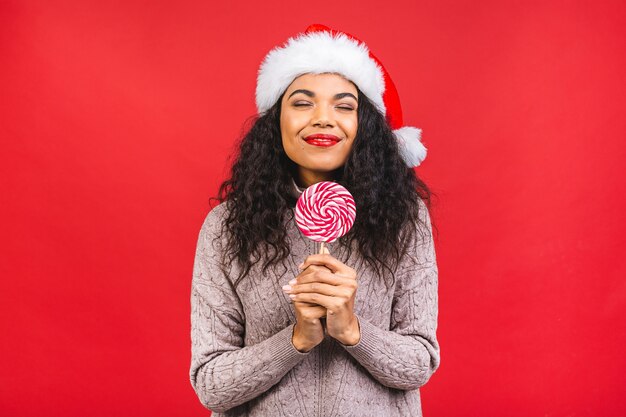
{"left": 288, "top": 89, "right": 357, "bottom": 101}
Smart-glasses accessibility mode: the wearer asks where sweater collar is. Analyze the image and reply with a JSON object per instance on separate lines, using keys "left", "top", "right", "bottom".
{"left": 290, "top": 176, "right": 306, "bottom": 199}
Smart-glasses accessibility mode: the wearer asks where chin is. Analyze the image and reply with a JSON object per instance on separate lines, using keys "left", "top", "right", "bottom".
{"left": 302, "top": 160, "right": 344, "bottom": 173}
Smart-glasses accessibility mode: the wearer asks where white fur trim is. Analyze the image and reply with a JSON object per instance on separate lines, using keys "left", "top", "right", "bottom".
{"left": 256, "top": 31, "right": 386, "bottom": 114}
{"left": 394, "top": 127, "right": 427, "bottom": 167}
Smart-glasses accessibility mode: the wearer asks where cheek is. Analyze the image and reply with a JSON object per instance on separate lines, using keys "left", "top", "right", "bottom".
{"left": 281, "top": 112, "right": 305, "bottom": 139}
{"left": 280, "top": 114, "right": 306, "bottom": 158}
{"left": 342, "top": 115, "right": 359, "bottom": 139}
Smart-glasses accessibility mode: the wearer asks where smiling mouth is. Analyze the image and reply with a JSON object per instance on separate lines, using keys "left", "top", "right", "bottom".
{"left": 303, "top": 134, "right": 341, "bottom": 147}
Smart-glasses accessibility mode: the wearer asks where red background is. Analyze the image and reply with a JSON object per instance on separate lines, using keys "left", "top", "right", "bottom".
{"left": 1, "top": 1, "right": 625, "bottom": 416}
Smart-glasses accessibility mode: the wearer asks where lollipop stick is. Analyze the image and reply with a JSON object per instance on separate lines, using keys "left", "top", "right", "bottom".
{"left": 318, "top": 241, "right": 328, "bottom": 320}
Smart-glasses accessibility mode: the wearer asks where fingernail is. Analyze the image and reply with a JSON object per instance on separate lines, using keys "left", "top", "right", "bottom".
{"left": 282, "top": 285, "right": 292, "bottom": 292}
{"left": 289, "top": 279, "right": 297, "bottom": 285}
{"left": 289, "top": 294, "right": 296, "bottom": 299}
{"left": 298, "top": 263, "right": 304, "bottom": 269}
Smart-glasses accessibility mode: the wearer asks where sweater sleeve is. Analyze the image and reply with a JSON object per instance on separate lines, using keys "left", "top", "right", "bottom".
{"left": 189, "top": 206, "right": 311, "bottom": 413}
{"left": 340, "top": 199, "right": 441, "bottom": 391}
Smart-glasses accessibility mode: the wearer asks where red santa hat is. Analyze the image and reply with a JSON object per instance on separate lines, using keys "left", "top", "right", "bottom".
{"left": 255, "top": 23, "right": 427, "bottom": 167}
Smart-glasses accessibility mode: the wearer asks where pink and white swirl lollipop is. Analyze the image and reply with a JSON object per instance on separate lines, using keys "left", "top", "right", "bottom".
{"left": 295, "top": 181, "right": 356, "bottom": 251}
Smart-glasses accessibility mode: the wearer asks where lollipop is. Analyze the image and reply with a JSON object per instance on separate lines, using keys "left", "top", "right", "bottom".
{"left": 295, "top": 181, "right": 356, "bottom": 253}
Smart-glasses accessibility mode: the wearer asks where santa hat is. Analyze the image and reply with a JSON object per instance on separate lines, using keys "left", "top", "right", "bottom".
{"left": 255, "top": 23, "right": 427, "bottom": 167}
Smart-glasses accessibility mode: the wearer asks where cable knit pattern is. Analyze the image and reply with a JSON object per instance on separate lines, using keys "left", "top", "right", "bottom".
{"left": 190, "top": 187, "right": 440, "bottom": 416}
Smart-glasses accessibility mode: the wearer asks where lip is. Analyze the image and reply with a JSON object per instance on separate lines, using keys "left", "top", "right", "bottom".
{"left": 303, "top": 134, "right": 341, "bottom": 147}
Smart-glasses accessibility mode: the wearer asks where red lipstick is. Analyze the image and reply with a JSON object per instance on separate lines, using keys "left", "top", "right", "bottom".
{"left": 303, "top": 134, "right": 341, "bottom": 147}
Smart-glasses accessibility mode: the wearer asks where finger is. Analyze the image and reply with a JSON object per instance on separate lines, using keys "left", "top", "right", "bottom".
{"left": 292, "top": 270, "right": 357, "bottom": 287}
{"left": 299, "top": 254, "right": 354, "bottom": 276}
{"left": 289, "top": 292, "right": 338, "bottom": 311}
{"left": 292, "top": 300, "right": 320, "bottom": 306}
{"left": 293, "top": 302, "right": 327, "bottom": 315}
{"left": 287, "top": 282, "right": 352, "bottom": 297}
{"left": 298, "top": 264, "right": 332, "bottom": 276}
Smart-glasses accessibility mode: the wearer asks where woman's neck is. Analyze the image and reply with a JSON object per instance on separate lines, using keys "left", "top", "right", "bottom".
{"left": 295, "top": 167, "right": 340, "bottom": 188}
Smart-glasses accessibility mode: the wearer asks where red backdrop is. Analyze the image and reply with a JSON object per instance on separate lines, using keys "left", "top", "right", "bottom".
{"left": 1, "top": 1, "right": 625, "bottom": 416}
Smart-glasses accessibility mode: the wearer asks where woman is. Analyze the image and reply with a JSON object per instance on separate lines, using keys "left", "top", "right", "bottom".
{"left": 190, "top": 24, "right": 440, "bottom": 416}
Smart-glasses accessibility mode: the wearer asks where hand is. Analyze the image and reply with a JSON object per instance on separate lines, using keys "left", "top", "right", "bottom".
{"left": 284, "top": 250, "right": 360, "bottom": 346}
{"left": 287, "top": 264, "right": 332, "bottom": 352}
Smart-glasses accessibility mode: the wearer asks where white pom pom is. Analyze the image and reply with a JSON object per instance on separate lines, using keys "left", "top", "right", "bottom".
{"left": 393, "top": 127, "right": 427, "bottom": 167}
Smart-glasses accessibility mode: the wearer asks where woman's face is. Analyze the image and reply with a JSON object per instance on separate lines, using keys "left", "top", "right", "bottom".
{"left": 280, "top": 73, "right": 358, "bottom": 186}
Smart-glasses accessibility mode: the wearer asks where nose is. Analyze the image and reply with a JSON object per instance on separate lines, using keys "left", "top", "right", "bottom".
{"left": 312, "top": 105, "right": 334, "bottom": 127}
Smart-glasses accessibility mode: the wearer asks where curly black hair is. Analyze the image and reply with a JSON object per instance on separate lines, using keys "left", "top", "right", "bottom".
{"left": 213, "top": 87, "right": 437, "bottom": 288}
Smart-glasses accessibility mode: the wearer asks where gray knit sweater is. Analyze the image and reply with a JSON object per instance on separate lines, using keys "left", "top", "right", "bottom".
{"left": 189, "top": 186, "right": 441, "bottom": 416}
